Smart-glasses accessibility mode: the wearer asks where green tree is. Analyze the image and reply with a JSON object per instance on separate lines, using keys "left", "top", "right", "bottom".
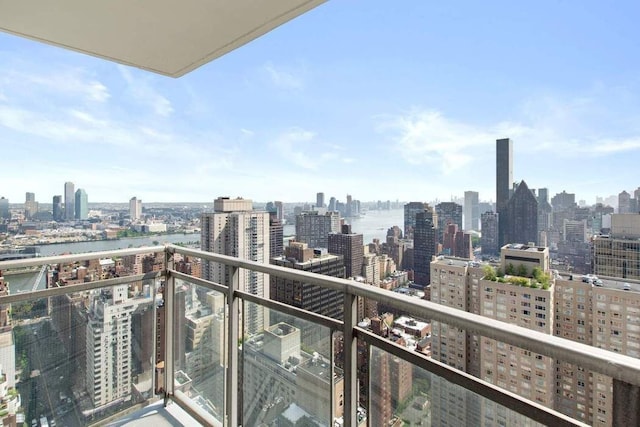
{"left": 505, "top": 263, "right": 515, "bottom": 275}
{"left": 483, "top": 265, "right": 497, "bottom": 281}
{"left": 516, "top": 264, "right": 528, "bottom": 277}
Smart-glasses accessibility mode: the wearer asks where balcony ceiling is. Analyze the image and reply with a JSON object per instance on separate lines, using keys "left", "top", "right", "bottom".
{"left": 0, "top": 0, "right": 325, "bottom": 78}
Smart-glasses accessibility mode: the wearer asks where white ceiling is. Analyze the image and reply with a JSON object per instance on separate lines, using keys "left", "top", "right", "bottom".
{"left": 0, "top": 0, "right": 326, "bottom": 77}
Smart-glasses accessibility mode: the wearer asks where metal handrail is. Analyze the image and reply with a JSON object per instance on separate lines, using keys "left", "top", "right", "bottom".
{"left": 1, "top": 244, "right": 637, "bottom": 426}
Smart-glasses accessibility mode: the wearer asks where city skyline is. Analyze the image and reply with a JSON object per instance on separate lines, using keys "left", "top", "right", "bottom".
{"left": 1, "top": 2, "right": 640, "bottom": 202}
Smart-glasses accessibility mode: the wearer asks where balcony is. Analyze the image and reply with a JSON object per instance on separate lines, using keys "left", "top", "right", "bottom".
{"left": 1, "top": 245, "right": 639, "bottom": 426}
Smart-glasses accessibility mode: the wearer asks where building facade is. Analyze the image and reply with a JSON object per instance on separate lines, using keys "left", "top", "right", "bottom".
{"left": 64, "top": 181, "right": 75, "bottom": 221}
{"left": 75, "top": 188, "right": 88, "bottom": 220}
{"left": 464, "top": 191, "right": 480, "bottom": 231}
{"left": 328, "top": 224, "right": 363, "bottom": 278}
{"left": 201, "top": 197, "right": 270, "bottom": 333}
{"left": 295, "top": 210, "right": 340, "bottom": 249}
{"left": 496, "top": 138, "right": 513, "bottom": 247}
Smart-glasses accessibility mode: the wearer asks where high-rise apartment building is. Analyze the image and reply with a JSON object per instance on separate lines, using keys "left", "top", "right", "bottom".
{"left": 464, "top": 191, "right": 479, "bottom": 231}
{"left": 413, "top": 207, "right": 437, "bottom": 288}
{"left": 328, "top": 224, "right": 364, "bottom": 278}
{"left": 496, "top": 138, "right": 513, "bottom": 247}
{"left": 64, "top": 181, "right": 75, "bottom": 220}
{"left": 504, "top": 181, "right": 538, "bottom": 245}
{"left": 129, "top": 197, "right": 142, "bottom": 220}
{"left": 201, "top": 197, "right": 270, "bottom": 333}
{"left": 430, "top": 245, "right": 554, "bottom": 424}
{"left": 24, "top": 192, "right": 38, "bottom": 219}
{"left": 404, "top": 202, "right": 427, "bottom": 239}
{"left": 75, "top": 188, "right": 88, "bottom": 220}
{"left": 86, "top": 284, "right": 152, "bottom": 407}
{"left": 52, "top": 195, "right": 62, "bottom": 221}
{"left": 551, "top": 190, "right": 576, "bottom": 212}
{"left": 442, "top": 223, "right": 472, "bottom": 259}
{"left": 553, "top": 274, "right": 640, "bottom": 426}
{"left": 316, "top": 192, "right": 325, "bottom": 208}
{"left": 295, "top": 210, "right": 340, "bottom": 249}
{"left": 435, "top": 202, "right": 462, "bottom": 244}
{"left": 269, "top": 215, "right": 284, "bottom": 259}
{"left": 593, "top": 213, "right": 640, "bottom": 280}
{"left": 270, "top": 242, "right": 345, "bottom": 320}
{"left": 619, "top": 190, "right": 631, "bottom": 213}
{"left": 480, "top": 211, "right": 499, "bottom": 256}
{"left": 346, "top": 194, "right": 353, "bottom": 217}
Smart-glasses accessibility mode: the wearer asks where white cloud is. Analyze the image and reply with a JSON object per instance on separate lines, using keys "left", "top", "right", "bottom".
{"left": 118, "top": 65, "right": 173, "bottom": 116}
{"left": 263, "top": 62, "right": 304, "bottom": 90}
{"left": 271, "top": 128, "right": 318, "bottom": 169}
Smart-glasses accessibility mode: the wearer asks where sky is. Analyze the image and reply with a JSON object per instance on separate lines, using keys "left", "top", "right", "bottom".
{"left": 1, "top": 1, "right": 640, "bottom": 204}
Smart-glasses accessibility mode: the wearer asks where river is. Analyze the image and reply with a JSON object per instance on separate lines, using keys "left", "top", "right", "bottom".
{"left": 6, "top": 210, "right": 405, "bottom": 293}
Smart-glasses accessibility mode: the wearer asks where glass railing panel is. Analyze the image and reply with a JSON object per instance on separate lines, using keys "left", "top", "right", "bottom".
{"left": 172, "top": 279, "right": 226, "bottom": 424}
{"left": 10, "top": 279, "right": 158, "bottom": 427}
{"left": 241, "top": 300, "right": 336, "bottom": 426}
{"left": 369, "top": 344, "right": 545, "bottom": 427}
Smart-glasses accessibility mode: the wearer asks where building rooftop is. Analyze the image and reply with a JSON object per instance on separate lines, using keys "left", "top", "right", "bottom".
{"left": 503, "top": 243, "right": 547, "bottom": 252}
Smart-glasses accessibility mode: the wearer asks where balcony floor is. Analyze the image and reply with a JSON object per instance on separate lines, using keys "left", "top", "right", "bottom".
{"left": 107, "top": 401, "right": 197, "bottom": 427}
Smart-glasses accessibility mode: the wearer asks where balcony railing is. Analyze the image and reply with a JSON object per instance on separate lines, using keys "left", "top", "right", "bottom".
{"left": 1, "top": 245, "right": 639, "bottom": 426}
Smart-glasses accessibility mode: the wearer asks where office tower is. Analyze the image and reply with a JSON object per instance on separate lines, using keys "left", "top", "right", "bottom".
{"left": 537, "top": 186, "right": 552, "bottom": 224}
{"left": 24, "top": 192, "right": 38, "bottom": 219}
{"left": 75, "top": 188, "right": 88, "bottom": 220}
{"left": 86, "top": 284, "right": 152, "bottom": 407}
{"left": 435, "top": 202, "right": 463, "bottom": 244}
{"left": 64, "top": 181, "right": 75, "bottom": 220}
{"left": 52, "top": 195, "right": 62, "bottom": 221}
{"left": 593, "top": 213, "right": 640, "bottom": 280}
{"left": 0, "top": 197, "right": 8, "bottom": 219}
{"left": 328, "top": 224, "right": 364, "bottom": 278}
{"left": 316, "top": 192, "right": 325, "bottom": 208}
{"left": 504, "top": 181, "right": 538, "bottom": 245}
{"left": 403, "top": 202, "right": 427, "bottom": 239}
{"left": 480, "top": 211, "right": 499, "bottom": 256}
{"left": 346, "top": 194, "right": 353, "bottom": 217}
{"left": 563, "top": 219, "right": 587, "bottom": 242}
{"left": 295, "top": 210, "right": 341, "bottom": 249}
{"left": 129, "top": 197, "right": 142, "bottom": 220}
{"left": 496, "top": 138, "right": 513, "bottom": 247}
{"left": 269, "top": 215, "right": 284, "bottom": 258}
{"left": 551, "top": 191, "right": 576, "bottom": 212}
{"left": 274, "top": 200, "right": 284, "bottom": 222}
{"left": 328, "top": 197, "right": 337, "bottom": 212}
{"left": 201, "top": 197, "right": 270, "bottom": 333}
{"left": 464, "top": 191, "right": 479, "bottom": 231}
{"left": 413, "top": 207, "right": 437, "bottom": 288}
{"left": 271, "top": 242, "right": 345, "bottom": 320}
{"left": 619, "top": 190, "right": 631, "bottom": 213}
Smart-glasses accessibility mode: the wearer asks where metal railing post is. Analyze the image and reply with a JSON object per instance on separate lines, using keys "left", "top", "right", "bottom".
{"left": 226, "top": 266, "right": 240, "bottom": 426}
{"left": 343, "top": 291, "right": 358, "bottom": 427}
{"left": 164, "top": 247, "right": 175, "bottom": 405}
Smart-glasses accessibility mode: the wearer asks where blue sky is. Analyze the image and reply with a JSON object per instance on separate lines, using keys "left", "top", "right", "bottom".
{"left": 1, "top": 1, "right": 640, "bottom": 204}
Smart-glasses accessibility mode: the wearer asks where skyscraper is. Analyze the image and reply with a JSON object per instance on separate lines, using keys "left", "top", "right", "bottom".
{"left": 52, "top": 195, "right": 63, "bottom": 221}
{"left": 295, "top": 210, "right": 341, "bottom": 249}
{"left": 75, "top": 188, "right": 88, "bottom": 220}
{"left": 480, "top": 211, "right": 499, "bottom": 256}
{"left": 328, "top": 224, "right": 364, "bottom": 278}
{"left": 269, "top": 215, "right": 284, "bottom": 259}
{"left": 413, "top": 207, "right": 437, "bottom": 287}
{"left": 619, "top": 190, "right": 631, "bottom": 213}
{"left": 201, "top": 197, "right": 270, "bottom": 333}
{"left": 403, "top": 202, "right": 427, "bottom": 239}
{"left": 0, "top": 197, "right": 8, "bottom": 219}
{"left": 463, "top": 191, "right": 479, "bottom": 231}
{"left": 496, "top": 138, "right": 513, "bottom": 247}
{"left": 316, "top": 192, "right": 325, "bottom": 208}
{"left": 504, "top": 181, "right": 538, "bottom": 245}
{"left": 271, "top": 242, "right": 345, "bottom": 320}
{"left": 129, "top": 197, "right": 142, "bottom": 220}
{"left": 64, "top": 181, "right": 75, "bottom": 221}
{"left": 24, "top": 192, "right": 38, "bottom": 219}
{"left": 435, "top": 202, "right": 462, "bottom": 244}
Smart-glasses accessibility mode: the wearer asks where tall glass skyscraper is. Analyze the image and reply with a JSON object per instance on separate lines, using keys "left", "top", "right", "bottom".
{"left": 64, "top": 181, "right": 75, "bottom": 221}
{"left": 75, "top": 188, "right": 88, "bottom": 220}
{"left": 496, "top": 138, "right": 513, "bottom": 246}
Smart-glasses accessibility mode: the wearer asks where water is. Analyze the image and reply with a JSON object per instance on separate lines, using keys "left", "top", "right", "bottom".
{"left": 4, "top": 233, "right": 200, "bottom": 293}
{"left": 35, "top": 233, "right": 200, "bottom": 257}
{"left": 283, "top": 209, "right": 404, "bottom": 244}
